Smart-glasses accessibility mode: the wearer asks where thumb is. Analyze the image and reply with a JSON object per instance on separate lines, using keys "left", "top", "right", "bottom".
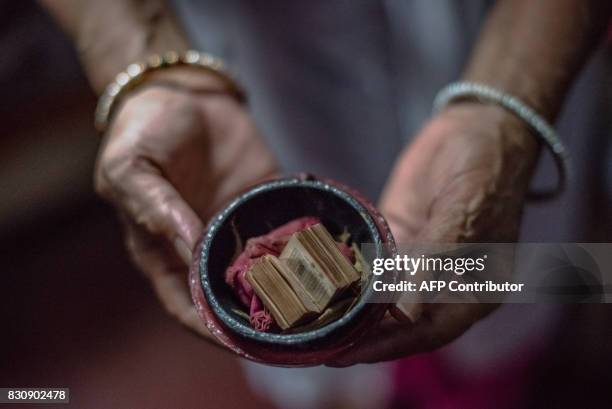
{"left": 378, "top": 186, "right": 423, "bottom": 323}
{"left": 378, "top": 180, "right": 422, "bottom": 244}
{"left": 96, "top": 156, "right": 203, "bottom": 263}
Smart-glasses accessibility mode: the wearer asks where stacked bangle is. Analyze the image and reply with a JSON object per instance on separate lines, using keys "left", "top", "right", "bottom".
{"left": 94, "top": 50, "right": 245, "bottom": 132}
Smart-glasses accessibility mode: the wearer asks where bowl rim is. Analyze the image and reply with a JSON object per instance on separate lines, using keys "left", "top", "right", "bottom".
{"left": 199, "top": 177, "right": 384, "bottom": 345}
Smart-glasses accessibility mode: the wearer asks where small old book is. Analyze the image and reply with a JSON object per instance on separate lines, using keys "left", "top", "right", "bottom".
{"left": 245, "top": 223, "right": 360, "bottom": 330}
{"left": 246, "top": 255, "right": 319, "bottom": 330}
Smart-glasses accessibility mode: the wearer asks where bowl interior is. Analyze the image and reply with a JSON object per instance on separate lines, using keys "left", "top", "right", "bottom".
{"left": 200, "top": 179, "right": 382, "bottom": 344}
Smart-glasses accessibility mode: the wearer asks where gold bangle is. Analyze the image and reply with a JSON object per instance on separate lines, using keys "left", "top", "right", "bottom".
{"left": 94, "top": 50, "right": 246, "bottom": 133}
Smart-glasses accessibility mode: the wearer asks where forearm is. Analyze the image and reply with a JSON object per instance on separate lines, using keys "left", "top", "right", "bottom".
{"left": 39, "top": 0, "right": 189, "bottom": 93}
{"left": 464, "top": 0, "right": 612, "bottom": 121}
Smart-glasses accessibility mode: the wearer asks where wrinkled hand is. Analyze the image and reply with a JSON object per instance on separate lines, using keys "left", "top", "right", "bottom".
{"left": 95, "top": 72, "right": 276, "bottom": 342}
{"left": 331, "top": 102, "right": 539, "bottom": 365}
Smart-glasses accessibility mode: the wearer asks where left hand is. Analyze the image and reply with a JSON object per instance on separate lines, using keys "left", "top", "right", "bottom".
{"left": 330, "top": 102, "right": 539, "bottom": 366}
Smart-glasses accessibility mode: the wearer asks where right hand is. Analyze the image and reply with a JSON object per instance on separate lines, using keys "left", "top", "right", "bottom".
{"left": 94, "top": 69, "right": 277, "bottom": 343}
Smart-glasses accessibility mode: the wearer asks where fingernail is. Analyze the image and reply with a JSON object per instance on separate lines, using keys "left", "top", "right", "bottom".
{"left": 174, "top": 237, "right": 193, "bottom": 266}
{"left": 391, "top": 296, "right": 422, "bottom": 323}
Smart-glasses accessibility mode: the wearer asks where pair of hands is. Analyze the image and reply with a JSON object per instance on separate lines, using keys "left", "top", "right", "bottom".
{"left": 95, "top": 71, "right": 538, "bottom": 363}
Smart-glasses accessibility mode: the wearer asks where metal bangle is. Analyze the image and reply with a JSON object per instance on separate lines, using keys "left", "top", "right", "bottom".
{"left": 94, "top": 50, "right": 246, "bottom": 133}
{"left": 433, "top": 81, "right": 570, "bottom": 200}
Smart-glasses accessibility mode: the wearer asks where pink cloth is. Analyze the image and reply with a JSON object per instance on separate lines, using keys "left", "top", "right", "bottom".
{"left": 225, "top": 217, "right": 354, "bottom": 331}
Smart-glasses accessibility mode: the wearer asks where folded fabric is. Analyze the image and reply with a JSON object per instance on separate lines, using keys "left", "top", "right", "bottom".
{"left": 225, "top": 217, "right": 354, "bottom": 331}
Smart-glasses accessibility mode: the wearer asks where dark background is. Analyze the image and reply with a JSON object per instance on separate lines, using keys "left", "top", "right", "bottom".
{"left": 2, "top": 2, "right": 612, "bottom": 409}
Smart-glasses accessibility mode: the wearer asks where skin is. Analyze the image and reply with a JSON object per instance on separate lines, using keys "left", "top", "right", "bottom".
{"left": 328, "top": 0, "right": 612, "bottom": 366}
{"left": 329, "top": 103, "right": 536, "bottom": 365}
{"left": 39, "top": 0, "right": 612, "bottom": 363}
{"left": 95, "top": 71, "right": 277, "bottom": 343}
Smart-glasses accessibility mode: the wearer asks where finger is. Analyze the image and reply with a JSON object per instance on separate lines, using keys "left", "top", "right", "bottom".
{"left": 390, "top": 300, "right": 422, "bottom": 323}
{"left": 96, "top": 154, "right": 204, "bottom": 255}
{"left": 328, "top": 303, "right": 489, "bottom": 367}
{"left": 378, "top": 194, "right": 421, "bottom": 244}
{"left": 152, "top": 268, "right": 225, "bottom": 347}
{"left": 124, "top": 223, "right": 222, "bottom": 346}
{"left": 378, "top": 193, "right": 424, "bottom": 323}
{"left": 151, "top": 262, "right": 218, "bottom": 342}
{"left": 327, "top": 319, "right": 424, "bottom": 368}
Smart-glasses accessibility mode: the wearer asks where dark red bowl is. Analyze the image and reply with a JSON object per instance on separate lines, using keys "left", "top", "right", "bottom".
{"left": 189, "top": 175, "right": 396, "bottom": 366}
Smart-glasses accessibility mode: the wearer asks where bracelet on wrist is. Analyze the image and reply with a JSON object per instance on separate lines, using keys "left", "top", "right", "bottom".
{"left": 433, "top": 81, "right": 570, "bottom": 200}
{"left": 94, "top": 50, "right": 246, "bottom": 133}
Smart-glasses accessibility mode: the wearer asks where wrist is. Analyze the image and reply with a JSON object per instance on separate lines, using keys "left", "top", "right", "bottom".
{"left": 95, "top": 51, "right": 245, "bottom": 132}
{"left": 442, "top": 102, "right": 540, "bottom": 165}
{"left": 72, "top": 0, "right": 189, "bottom": 93}
{"left": 461, "top": 71, "right": 556, "bottom": 122}
{"left": 145, "top": 66, "right": 239, "bottom": 96}
{"left": 434, "top": 80, "right": 569, "bottom": 199}
{"left": 461, "top": 0, "right": 612, "bottom": 125}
